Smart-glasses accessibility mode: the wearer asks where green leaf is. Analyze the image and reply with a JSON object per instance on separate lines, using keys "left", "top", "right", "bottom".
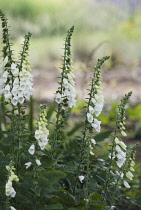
{"left": 47, "top": 203, "right": 63, "bottom": 209}
{"left": 41, "top": 155, "right": 56, "bottom": 168}
{"left": 94, "top": 131, "right": 112, "bottom": 142}
{"left": 43, "top": 170, "right": 66, "bottom": 185}
{"left": 67, "top": 123, "right": 83, "bottom": 136}
{"left": 47, "top": 101, "right": 56, "bottom": 121}
{"left": 54, "top": 190, "right": 76, "bottom": 207}
{"left": 89, "top": 192, "right": 106, "bottom": 209}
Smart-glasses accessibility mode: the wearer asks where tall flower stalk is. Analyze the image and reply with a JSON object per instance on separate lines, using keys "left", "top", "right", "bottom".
{"left": 73, "top": 56, "right": 110, "bottom": 202}
{"left": 104, "top": 92, "right": 134, "bottom": 205}
{"left": 0, "top": 11, "right": 33, "bottom": 209}
{"left": 27, "top": 104, "right": 49, "bottom": 209}
{"left": 53, "top": 26, "right": 76, "bottom": 152}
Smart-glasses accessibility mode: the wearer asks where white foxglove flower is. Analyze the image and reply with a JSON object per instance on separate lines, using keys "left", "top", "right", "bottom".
{"left": 115, "top": 137, "right": 120, "bottom": 144}
{"left": 38, "top": 138, "right": 49, "bottom": 150}
{"left": 6, "top": 165, "right": 10, "bottom": 171}
{"left": 35, "top": 105, "right": 49, "bottom": 150}
{"left": 63, "top": 78, "right": 68, "bottom": 85}
{"left": 87, "top": 113, "right": 93, "bottom": 123}
{"left": 18, "top": 96, "right": 24, "bottom": 104}
{"left": 25, "top": 162, "right": 32, "bottom": 169}
{"left": 5, "top": 180, "right": 12, "bottom": 196}
{"left": 55, "top": 92, "right": 62, "bottom": 104}
{"left": 94, "top": 104, "right": 103, "bottom": 117}
{"left": 10, "top": 187, "right": 16, "bottom": 198}
{"left": 28, "top": 144, "right": 35, "bottom": 155}
{"left": 116, "top": 171, "right": 124, "bottom": 178}
{"left": 92, "top": 118, "right": 101, "bottom": 132}
{"left": 5, "top": 92, "right": 12, "bottom": 100}
{"left": 9, "top": 174, "right": 19, "bottom": 182}
{"left": 1, "top": 71, "right": 8, "bottom": 83}
{"left": 36, "top": 159, "right": 41, "bottom": 166}
{"left": 78, "top": 175, "right": 85, "bottom": 183}
{"left": 68, "top": 98, "right": 76, "bottom": 108}
{"left": 10, "top": 206, "right": 16, "bottom": 210}
{"left": 11, "top": 63, "right": 19, "bottom": 76}
{"left": 3, "top": 56, "right": 8, "bottom": 65}
{"left": 13, "top": 77, "right": 19, "bottom": 86}
{"left": 89, "top": 106, "right": 94, "bottom": 114}
{"left": 109, "top": 152, "right": 115, "bottom": 159}
{"left": 126, "top": 171, "right": 133, "bottom": 180}
{"left": 91, "top": 139, "right": 96, "bottom": 145}
{"left": 11, "top": 96, "right": 18, "bottom": 106}
{"left": 116, "top": 158, "right": 126, "bottom": 168}
{"left": 91, "top": 98, "right": 96, "bottom": 104}
{"left": 123, "top": 180, "right": 130, "bottom": 188}
{"left": 119, "top": 141, "right": 127, "bottom": 150}
{"left": 35, "top": 130, "right": 44, "bottom": 139}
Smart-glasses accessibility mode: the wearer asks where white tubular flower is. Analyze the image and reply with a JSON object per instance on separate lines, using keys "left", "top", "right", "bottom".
{"left": 25, "top": 162, "right": 32, "bottom": 169}
{"left": 123, "top": 180, "right": 130, "bottom": 188}
{"left": 1, "top": 71, "right": 8, "bottom": 83}
{"left": 87, "top": 113, "right": 93, "bottom": 123}
{"left": 115, "top": 145, "right": 126, "bottom": 168}
{"left": 36, "top": 159, "right": 41, "bottom": 166}
{"left": 91, "top": 139, "right": 96, "bottom": 145}
{"left": 116, "top": 171, "right": 124, "bottom": 178}
{"left": 11, "top": 96, "right": 18, "bottom": 106}
{"left": 116, "top": 145, "right": 126, "bottom": 158}
{"left": 92, "top": 118, "right": 101, "bottom": 132}
{"left": 0, "top": 56, "right": 8, "bottom": 69}
{"left": 119, "top": 141, "right": 127, "bottom": 151}
{"left": 126, "top": 171, "right": 134, "bottom": 180}
{"left": 9, "top": 173, "right": 19, "bottom": 182}
{"left": 28, "top": 144, "right": 35, "bottom": 155}
{"left": 10, "top": 206, "right": 17, "bottom": 210}
{"left": 55, "top": 92, "right": 62, "bottom": 104}
{"left": 10, "top": 187, "right": 16, "bottom": 198}
{"left": 109, "top": 152, "right": 115, "bottom": 159}
{"left": 5, "top": 180, "right": 12, "bottom": 196}
{"left": 3, "top": 56, "right": 8, "bottom": 65}
{"left": 55, "top": 45, "right": 76, "bottom": 108}
{"left": 0, "top": 60, "right": 33, "bottom": 105}
{"left": 89, "top": 106, "right": 94, "bottom": 114}
{"left": 11, "top": 63, "right": 19, "bottom": 76}
{"left": 5, "top": 92, "right": 12, "bottom": 100}
{"left": 93, "top": 104, "right": 103, "bottom": 117}
{"left": 5, "top": 162, "right": 19, "bottom": 198}
{"left": 115, "top": 137, "right": 120, "bottom": 144}
{"left": 116, "top": 158, "right": 126, "bottom": 168}
{"left": 78, "top": 175, "right": 85, "bottom": 183}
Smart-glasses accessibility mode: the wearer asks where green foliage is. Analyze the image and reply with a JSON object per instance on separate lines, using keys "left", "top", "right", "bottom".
{"left": 0, "top": 11, "right": 140, "bottom": 210}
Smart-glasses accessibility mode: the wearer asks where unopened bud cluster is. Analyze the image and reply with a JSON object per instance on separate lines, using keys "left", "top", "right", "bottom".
{"left": 55, "top": 26, "right": 76, "bottom": 108}
{"left": 122, "top": 144, "right": 137, "bottom": 188}
{"left": 35, "top": 104, "right": 49, "bottom": 150}
{"left": 117, "top": 92, "right": 132, "bottom": 136}
{"left": 109, "top": 136, "right": 127, "bottom": 168}
{"left": 26, "top": 105, "right": 49, "bottom": 169}
{"left": 87, "top": 57, "right": 109, "bottom": 132}
{"left": 5, "top": 162, "right": 19, "bottom": 198}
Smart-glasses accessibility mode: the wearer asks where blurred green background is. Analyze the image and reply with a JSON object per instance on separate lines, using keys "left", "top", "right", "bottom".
{"left": 1, "top": 0, "right": 141, "bottom": 103}
{"left": 0, "top": 0, "right": 141, "bottom": 151}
